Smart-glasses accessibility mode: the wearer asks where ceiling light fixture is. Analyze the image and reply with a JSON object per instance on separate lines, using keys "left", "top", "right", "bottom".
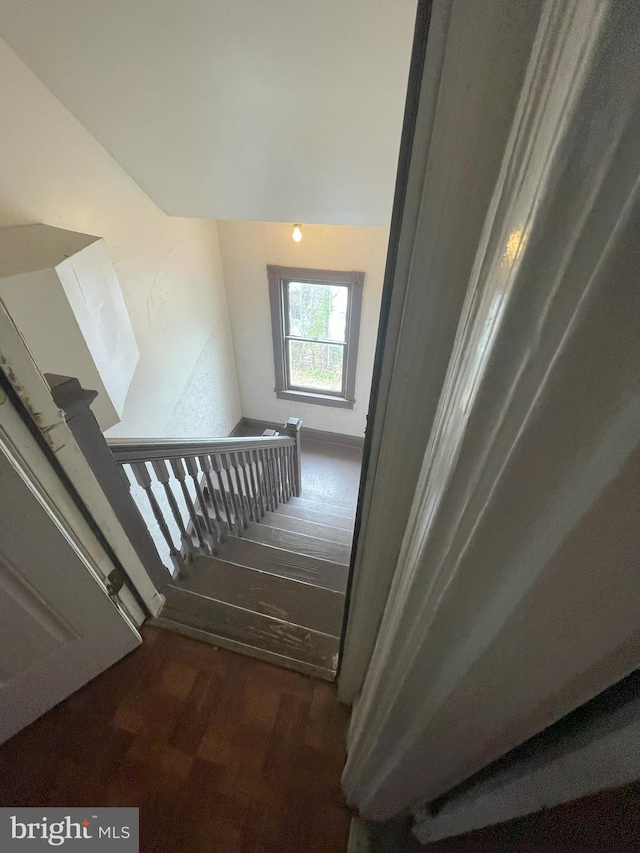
{"left": 292, "top": 224, "right": 303, "bottom": 243}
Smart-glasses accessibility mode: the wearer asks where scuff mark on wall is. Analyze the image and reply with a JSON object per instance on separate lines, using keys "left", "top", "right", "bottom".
{"left": 147, "top": 272, "right": 173, "bottom": 333}
{"left": 0, "top": 355, "right": 45, "bottom": 426}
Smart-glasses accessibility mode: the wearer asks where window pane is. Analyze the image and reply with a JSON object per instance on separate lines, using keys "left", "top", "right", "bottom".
{"left": 287, "top": 281, "right": 348, "bottom": 342}
{"left": 288, "top": 340, "right": 344, "bottom": 393}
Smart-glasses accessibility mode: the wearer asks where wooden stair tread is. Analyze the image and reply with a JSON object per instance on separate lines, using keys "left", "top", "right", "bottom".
{"left": 273, "top": 504, "right": 354, "bottom": 530}
{"left": 161, "top": 587, "right": 339, "bottom": 673}
{"left": 218, "top": 537, "right": 348, "bottom": 592}
{"left": 241, "top": 522, "right": 351, "bottom": 564}
{"left": 175, "top": 555, "right": 344, "bottom": 635}
{"left": 261, "top": 511, "right": 353, "bottom": 545}
{"left": 288, "top": 495, "right": 356, "bottom": 515}
{"left": 300, "top": 488, "right": 356, "bottom": 508}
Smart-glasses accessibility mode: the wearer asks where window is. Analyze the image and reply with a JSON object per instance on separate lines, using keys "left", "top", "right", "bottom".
{"left": 267, "top": 265, "right": 364, "bottom": 408}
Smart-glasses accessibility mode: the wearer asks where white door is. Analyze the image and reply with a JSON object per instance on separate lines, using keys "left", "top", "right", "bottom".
{"left": 0, "top": 390, "right": 140, "bottom": 744}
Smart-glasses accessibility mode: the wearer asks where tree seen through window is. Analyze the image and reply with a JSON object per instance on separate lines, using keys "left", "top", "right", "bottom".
{"left": 287, "top": 282, "right": 348, "bottom": 393}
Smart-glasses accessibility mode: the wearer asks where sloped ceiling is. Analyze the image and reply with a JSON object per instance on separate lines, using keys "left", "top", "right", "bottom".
{"left": 0, "top": 0, "right": 416, "bottom": 226}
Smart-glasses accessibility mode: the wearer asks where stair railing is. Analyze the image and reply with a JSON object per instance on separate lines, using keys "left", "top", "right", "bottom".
{"left": 47, "top": 373, "right": 302, "bottom": 581}
{"left": 107, "top": 430, "right": 301, "bottom": 573}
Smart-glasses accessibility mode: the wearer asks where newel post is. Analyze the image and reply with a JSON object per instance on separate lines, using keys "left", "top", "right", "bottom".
{"left": 45, "top": 374, "right": 173, "bottom": 589}
{"left": 283, "top": 417, "right": 303, "bottom": 496}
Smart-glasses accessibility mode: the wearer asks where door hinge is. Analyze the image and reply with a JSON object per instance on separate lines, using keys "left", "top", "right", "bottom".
{"left": 105, "top": 568, "right": 125, "bottom": 597}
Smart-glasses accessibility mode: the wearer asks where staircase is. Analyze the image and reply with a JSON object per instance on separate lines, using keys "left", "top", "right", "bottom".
{"left": 107, "top": 420, "right": 354, "bottom": 679}
{"left": 47, "top": 376, "right": 355, "bottom": 679}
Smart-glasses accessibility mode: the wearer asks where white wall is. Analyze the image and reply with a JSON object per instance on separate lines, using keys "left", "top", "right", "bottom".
{"left": 0, "top": 228, "right": 141, "bottom": 431}
{"left": 341, "top": 0, "right": 640, "bottom": 820}
{"left": 0, "top": 36, "right": 242, "bottom": 438}
{"left": 217, "top": 221, "right": 389, "bottom": 436}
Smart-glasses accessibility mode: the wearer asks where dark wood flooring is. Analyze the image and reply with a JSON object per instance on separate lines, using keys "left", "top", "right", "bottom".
{"left": 0, "top": 624, "right": 352, "bottom": 853}
{"left": 299, "top": 439, "right": 362, "bottom": 509}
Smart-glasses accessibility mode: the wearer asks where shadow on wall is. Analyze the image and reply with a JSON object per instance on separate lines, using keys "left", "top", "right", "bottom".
{"left": 164, "top": 331, "right": 241, "bottom": 438}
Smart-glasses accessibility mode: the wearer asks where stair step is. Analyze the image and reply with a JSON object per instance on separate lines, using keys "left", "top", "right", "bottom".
{"left": 176, "top": 556, "right": 343, "bottom": 636}
{"left": 274, "top": 504, "right": 354, "bottom": 530}
{"left": 288, "top": 495, "right": 356, "bottom": 516}
{"left": 219, "top": 537, "right": 348, "bottom": 592}
{"left": 161, "top": 586, "right": 339, "bottom": 673}
{"left": 300, "top": 489, "right": 357, "bottom": 511}
{"left": 261, "top": 511, "right": 353, "bottom": 544}
{"left": 242, "top": 522, "right": 351, "bottom": 564}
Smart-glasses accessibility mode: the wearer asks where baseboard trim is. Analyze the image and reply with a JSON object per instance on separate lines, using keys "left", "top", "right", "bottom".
{"left": 234, "top": 417, "right": 364, "bottom": 449}
{"left": 228, "top": 417, "right": 245, "bottom": 437}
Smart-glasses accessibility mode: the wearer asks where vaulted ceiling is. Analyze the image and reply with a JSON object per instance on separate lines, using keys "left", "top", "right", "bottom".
{"left": 0, "top": 0, "right": 416, "bottom": 226}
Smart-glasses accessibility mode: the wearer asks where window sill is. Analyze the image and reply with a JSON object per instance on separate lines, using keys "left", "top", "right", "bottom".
{"left": 275, "top": 389, "right": 355, "bottom": 409}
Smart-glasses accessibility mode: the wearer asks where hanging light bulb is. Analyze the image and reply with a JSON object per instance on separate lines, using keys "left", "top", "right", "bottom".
{"left": 292, "top": 224, "right": 303, "bottom": 243}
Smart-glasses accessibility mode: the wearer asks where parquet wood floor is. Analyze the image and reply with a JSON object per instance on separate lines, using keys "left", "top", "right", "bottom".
{"left": 0, "top": 624, "right": 352, "bottom": 853}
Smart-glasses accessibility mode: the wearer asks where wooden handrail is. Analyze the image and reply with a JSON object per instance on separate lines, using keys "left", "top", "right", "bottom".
{"left": 107, "top": 434, "right": 295, "bottom": 464}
